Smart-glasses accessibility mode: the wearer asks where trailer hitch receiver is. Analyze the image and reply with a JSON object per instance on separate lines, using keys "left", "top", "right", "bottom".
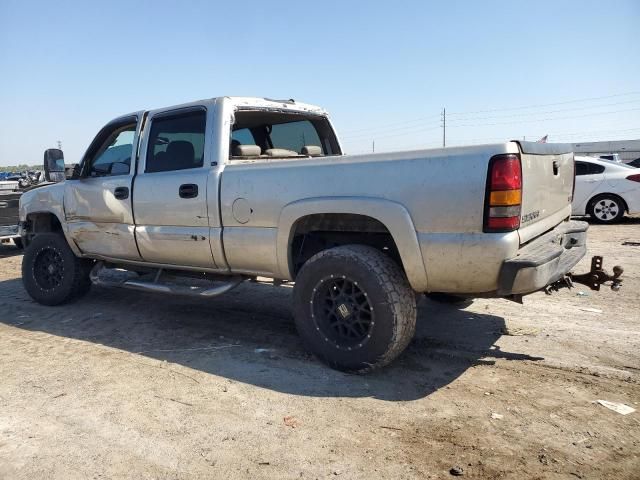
{"left": 545, "top": 256, "right": 623, "bottom": 294}
{"left": 570, "top": 256, "right": 623, "bottom": 291}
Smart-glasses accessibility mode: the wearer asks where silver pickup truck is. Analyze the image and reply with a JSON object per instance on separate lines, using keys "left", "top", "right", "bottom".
{"left": 18, "top": 96, "right": 622, "bottom": 372}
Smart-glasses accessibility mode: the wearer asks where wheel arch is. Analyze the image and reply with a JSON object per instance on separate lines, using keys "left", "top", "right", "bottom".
{"left": 24, "top": 211, "right": 64, "bottom": 234}
{"left": 276, "top": 197, "right": 429, "bottom": 292}
{"left": 22, "top": 210, "right": 80, "bottom": 255}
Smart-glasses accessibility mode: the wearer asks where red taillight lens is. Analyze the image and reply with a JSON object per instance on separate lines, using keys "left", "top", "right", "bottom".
{"left": 626, "top": 174, "right": 640, "bottom": 183}
{"left": 484, "top": 154, "right": 522, "bottom": 233}
{"left": 487, "top": 216, "right": 521, "bottom": 230}
{"left": 490, "top": 154, "right": 522, "bottom": 190}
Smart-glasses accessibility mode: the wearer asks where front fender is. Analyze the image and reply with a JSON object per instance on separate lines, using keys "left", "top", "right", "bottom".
{"left": 19, "top": 183, "right": 65, "bottom": 223}
{"left": 19, "top": 183, "right": 80, "bottom": 256}
{"left": 276, "top": 197, "right": 429, "bottom": 292}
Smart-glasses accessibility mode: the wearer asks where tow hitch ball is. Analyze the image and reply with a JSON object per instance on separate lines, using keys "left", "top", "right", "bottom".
{"left": 545, "top": 256, "right": 623, "bottom": 294}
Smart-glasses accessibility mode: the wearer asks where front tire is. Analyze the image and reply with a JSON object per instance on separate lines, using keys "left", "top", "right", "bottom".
{"left": 589, "top": 194, "right": 625, "bottom": 224}
{"left": 293, "top": 245, "right": 417, "bottom": 373}
{"left": 22, "top": 233, "right": 93, "bottom": 305}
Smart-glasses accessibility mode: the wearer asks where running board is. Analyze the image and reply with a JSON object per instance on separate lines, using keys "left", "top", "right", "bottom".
{"left": 89, "top": 262, "right": 245, "bottom": 297}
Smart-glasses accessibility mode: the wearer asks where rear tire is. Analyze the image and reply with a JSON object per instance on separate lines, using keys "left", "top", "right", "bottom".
{"left": 22, "top": 233, "right": 93, "bottom": 305}
{"left": 293, "top": 245, "right": 417, "bottom": 373}
{"left": 588, "top": 194, "right": 625, "bottom": 224}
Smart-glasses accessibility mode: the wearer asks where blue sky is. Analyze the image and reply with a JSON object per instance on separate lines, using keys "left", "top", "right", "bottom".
{"left": 0, "top": 0, "right": 638, "bottom": 165}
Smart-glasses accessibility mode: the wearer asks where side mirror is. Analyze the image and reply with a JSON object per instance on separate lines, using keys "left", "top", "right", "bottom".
{"left": 109, "top": 162, "right": 130, "bottom": 176}
{"left": 43, "top": 148, "right": 66, "bottom": 183}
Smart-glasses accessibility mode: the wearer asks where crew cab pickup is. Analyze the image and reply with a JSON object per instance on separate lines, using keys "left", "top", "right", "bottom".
{"left": 18, "top": 96, "right": 622, "bottom": 372}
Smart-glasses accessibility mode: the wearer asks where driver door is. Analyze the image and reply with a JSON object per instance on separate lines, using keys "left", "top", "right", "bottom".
{"left": 64, "top": 114, "right": 143, "bottom": 260}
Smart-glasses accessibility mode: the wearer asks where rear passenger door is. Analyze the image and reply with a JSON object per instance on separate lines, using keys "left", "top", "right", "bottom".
{"left": 133, "top": 106, "right": 217, "bottom": 267}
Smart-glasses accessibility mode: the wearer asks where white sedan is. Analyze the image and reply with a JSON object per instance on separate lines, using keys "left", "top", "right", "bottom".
{"left": 572, "top": 156, "right": 640, "bottom": 223}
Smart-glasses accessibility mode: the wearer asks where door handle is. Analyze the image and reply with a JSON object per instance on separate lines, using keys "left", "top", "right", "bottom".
{"left": 114, "top": 187, "right": 129, "bottom": 200}
{"left": 179, "top": 184, "right": 198, "bottom": 199}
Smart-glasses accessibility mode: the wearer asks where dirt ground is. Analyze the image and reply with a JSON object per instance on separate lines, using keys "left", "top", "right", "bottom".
{"left": 1, "top": 218, "right": 639, "bottom": 480}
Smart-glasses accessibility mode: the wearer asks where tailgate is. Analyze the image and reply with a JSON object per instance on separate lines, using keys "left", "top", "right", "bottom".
{"left": 516, "top": 142, "right": 574, "bottom": 244}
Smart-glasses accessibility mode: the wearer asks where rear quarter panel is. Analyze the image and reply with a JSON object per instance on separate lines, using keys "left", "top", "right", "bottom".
{"left": 220, "top": 143, "right": 518, "bottom": 290}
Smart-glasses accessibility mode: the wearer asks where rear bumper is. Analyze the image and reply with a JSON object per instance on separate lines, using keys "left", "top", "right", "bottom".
{"left": 497, "top": 220, "right": 588, "bottom": 295}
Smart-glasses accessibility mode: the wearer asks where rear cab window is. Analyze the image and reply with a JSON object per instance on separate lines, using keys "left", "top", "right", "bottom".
{"left": 229, "top": 110, "right": 341, "bottom": 160}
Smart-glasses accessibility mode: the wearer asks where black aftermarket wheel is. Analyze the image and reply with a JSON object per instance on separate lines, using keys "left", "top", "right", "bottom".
{"left": 311, "top": 275, "right": 374, "bottom": 350}
{"left": 293, "top": 245, "right": 417, "bottom": 373}
{"left": 22, "top": 233, "right": 93, "bottom": 306}
{"left": 33, "top": 247, "right": 65, "bottom": 290}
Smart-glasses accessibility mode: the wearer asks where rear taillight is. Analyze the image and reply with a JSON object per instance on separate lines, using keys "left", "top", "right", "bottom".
{"left": 626, "top": 174, "right": 640, "bottom": 183}
{"left": 484, "top": 153, "right": 522, "bottom": 233}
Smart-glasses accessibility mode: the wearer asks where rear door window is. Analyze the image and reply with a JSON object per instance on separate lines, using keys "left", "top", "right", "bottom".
{"left": 146, "top": 110, "right": 206, "bottom": 173}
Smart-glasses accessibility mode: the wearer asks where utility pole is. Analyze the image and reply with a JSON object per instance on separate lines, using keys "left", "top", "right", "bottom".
{"left": 372, "top": 140, "right": 375, "bottom": 153}
{"left": 441, "top": 108, "right": 446, "bottom": 148}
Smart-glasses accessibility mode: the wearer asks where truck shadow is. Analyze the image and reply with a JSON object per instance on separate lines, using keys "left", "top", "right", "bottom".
{"left": 0, "top": 278, "right": 542, "bottom": 401}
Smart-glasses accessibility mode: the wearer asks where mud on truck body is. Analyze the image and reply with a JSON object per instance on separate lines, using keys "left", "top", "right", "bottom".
{"left": 18, "top": 97, "right": 622, "bottom": 372}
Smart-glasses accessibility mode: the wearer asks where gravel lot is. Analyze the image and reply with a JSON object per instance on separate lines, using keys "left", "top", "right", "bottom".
{"left": 1, "top": 218, "right": 639, "bottom": 479}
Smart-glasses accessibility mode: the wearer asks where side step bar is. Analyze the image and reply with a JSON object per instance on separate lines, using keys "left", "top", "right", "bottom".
{"left": 89, "top": 262, "right": 245, "bottom": 297}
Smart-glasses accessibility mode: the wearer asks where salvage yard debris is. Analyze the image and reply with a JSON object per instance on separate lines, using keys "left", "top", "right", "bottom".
{"left": 596, "top": 400, "right": 636, "bottom": 415}
{"left": 283, "top": 415, "right": 300, "bottom": 428}
{"left": 578, "top": 307, "right": 603, "bottom": 314}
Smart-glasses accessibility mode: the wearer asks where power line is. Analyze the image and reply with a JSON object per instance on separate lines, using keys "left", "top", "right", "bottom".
{"left": 444, "top": 99, "right": 640, "bottom": 122}
{"left": 446, "top": 91, "right": 640, "bottom": 116}
{"left": 441, "top": 108, "right": 446, "bottom": 147}
{"left": 446, "top": 106, "right": 640, "bottom": 128}
{"left": 337, "top": 91, "right": 640, "bottom": 137}
{"left": 345, "top": 126, "right": 640, "bottom": 153}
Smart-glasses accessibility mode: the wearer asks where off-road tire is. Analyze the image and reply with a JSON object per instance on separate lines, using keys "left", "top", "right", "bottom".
{"left": 22, "top": 233, "right": 93, "bottom": 306}
{"left": 293, "top": 245, "right": 417, "bottom": 373}
{"left": 588, "top": 194, "right": 625, "bottom": 224}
